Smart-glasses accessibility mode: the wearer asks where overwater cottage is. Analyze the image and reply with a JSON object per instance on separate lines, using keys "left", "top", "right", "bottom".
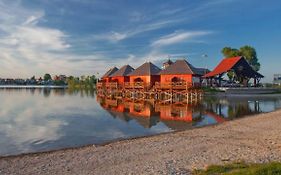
{"left": 109, "top": 65, "right": 135, "bottom": 84}
{"left": 127, "top": 62, "right": 161, "bottom": 89}
{"left": 157, "top": 59, "right": 209, "bottom": 88}
{"left": 97, "top": 59, "right": 204, "bottom": 102}
{"left": 101, "top": 67, "right": 119, "bottom": 83}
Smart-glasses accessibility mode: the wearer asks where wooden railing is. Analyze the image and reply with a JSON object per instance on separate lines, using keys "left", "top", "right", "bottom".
{"left": 155, "top": 82, "right": 195, "bottom": 90}
{"left": 124, "top": 82, "right": 147, "bottom": 89}
{"left": 96, "top": 82, "right": 104, "bottom": 89}
{"left": 98, "top": 81, "right": 201, "bottom": 90}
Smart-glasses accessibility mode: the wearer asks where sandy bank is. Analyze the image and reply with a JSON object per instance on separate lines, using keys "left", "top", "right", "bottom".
{"left": 1, "top": 110, "right": 281, "bottom": 175}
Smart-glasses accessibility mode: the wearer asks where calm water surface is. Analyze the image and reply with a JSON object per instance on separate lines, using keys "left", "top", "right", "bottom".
{"left": 0, "top": 89, "right": 281, "bottom": 156}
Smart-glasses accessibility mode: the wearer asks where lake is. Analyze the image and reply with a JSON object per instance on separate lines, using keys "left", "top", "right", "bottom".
{"left": 0, "top": 88, "right": 281, "bottom": 156}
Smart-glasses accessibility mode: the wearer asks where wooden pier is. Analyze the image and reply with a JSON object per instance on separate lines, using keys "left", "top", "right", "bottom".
{"left": 96, "top": 81, "right": 203, "bottom": 104}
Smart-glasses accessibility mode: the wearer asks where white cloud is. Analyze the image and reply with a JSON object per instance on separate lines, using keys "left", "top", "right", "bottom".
{"left": 94, "top": 19, "right": 182, "bottom": 42}
{"left": 22, "top": 12, "right": 44, "bottom": 26}
{"left": 14, "top": 26, "right": 70, "bottom": 50}
{"left": 151, "top": 31, "right": 212, "bottom": 47}
{"left": 96, "top": 31, "right": 128, "bottom": 42}
{"left": 0, "top": 2, "right": 106, "bottom": 78}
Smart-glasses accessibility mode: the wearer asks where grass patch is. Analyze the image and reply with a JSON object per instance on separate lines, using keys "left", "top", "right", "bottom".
{"left": 193, "top": 162, "right": 281, "bottom": 175}
{"left": 202, "top": 87, "right": 224, "bottom": 94}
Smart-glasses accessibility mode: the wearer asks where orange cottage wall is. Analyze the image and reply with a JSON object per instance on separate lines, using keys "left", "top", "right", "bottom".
{"left": 101, "top": 77, "right": 110, "bottom": 83}
{"left": 160, "top": 74, "right": 193, "bottom": 83}
{"left": 110, "top": 76, "right": 130, "bottom": 83}
{"left": 129, "top": 75, "right": 150, "bottom": 84}
{"left": 129, "top": 75, "right": 160, "bottom": 86}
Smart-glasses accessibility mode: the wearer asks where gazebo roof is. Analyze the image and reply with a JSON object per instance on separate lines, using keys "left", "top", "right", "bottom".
{"left": 128, "top": 62, "right": 161, "bottom": 76}
{"left": 110, "top": 65, "right": 134, "bottom": 77}
{"left": 204, "top": 56, "right": 264, "bottom": 78}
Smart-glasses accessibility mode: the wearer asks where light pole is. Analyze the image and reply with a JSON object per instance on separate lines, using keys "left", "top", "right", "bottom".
{"left": 202, "top": 54, "right": 208, "bottom": 86}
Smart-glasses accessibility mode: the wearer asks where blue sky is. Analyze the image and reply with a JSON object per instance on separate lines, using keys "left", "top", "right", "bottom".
{"left": 0, "top": 0, "right": 280, "bottom": 82}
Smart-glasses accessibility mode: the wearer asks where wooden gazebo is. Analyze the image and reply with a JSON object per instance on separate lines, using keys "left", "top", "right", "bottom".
{"left": 203, "top": 56, "right": 264, "bottom": 86}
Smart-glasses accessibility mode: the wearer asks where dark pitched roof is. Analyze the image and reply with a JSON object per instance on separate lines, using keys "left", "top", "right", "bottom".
{"left": 101, "top": 67, "right": 119, "bottom": 78}
{"left": 204, "top": 56, "right": 264, "bottom": 78}
{"left": 159, "top": 59, "right": 203, "bottom": 75}
{"left": 128, "top": 62, "right": 161, "bottom": 76}
{"left": 196, "top": 68, "right": 211, "bottom": 75}
{"left": 110, "top": 65, "right": 134, "bottom": 77}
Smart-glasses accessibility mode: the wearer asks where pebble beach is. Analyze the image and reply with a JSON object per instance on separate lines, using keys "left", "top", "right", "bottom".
{"left": 1, "top": 110, "right": 281, "bottom": 175}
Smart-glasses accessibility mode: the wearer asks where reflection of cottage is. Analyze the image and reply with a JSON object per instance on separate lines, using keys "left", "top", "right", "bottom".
{"left": 155, "top": 103, "right": 193, "bottom": 122}
{"left": 205, "top": 111, "right": 225, "bottom": 123}
{"left": 128, "top": 62, "right": 161, "bottom": 89}
{"left": 128, "top": 102, "right": 155, "bottom": 117}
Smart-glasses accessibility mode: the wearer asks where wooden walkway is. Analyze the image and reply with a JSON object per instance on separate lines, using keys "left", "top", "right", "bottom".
{"left": 97, "top": 82, "right": 203, "bottom": 104}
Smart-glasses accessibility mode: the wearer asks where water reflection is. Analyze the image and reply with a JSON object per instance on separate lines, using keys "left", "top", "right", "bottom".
{"left": 0, "top": 88, "right": 281, "bottom": 156}
{"left": 97, "top": 95, "right": 281, "bottom": 129}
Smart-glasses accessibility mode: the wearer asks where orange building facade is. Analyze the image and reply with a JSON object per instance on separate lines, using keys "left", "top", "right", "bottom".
{"left": 109, "top": 65, "right": 134, "bottom": 84}
{"left": 128, "top": 62, "right": 161, "bottom": 88}
{"left": 98, "top": 59, "right": 209, "bottom": 90}
{"left": 100, "top": 67, "right": 119, "bottom": 83}
{"left": 159, "top": 59, "right": 206, "bottom": 87}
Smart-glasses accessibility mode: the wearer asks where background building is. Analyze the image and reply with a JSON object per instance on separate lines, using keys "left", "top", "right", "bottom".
{"left": 273, "top": 74, "right": 281, "bottom": 85}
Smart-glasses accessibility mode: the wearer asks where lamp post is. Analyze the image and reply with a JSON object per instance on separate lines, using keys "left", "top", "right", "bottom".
{"left": 202, "top": 54, "right": 208, "bottom": 86}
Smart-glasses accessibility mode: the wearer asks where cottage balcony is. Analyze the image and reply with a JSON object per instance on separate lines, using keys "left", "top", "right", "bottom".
{"left": 124, "top": 82, "right": 147, "bottom": 89}
{"left": 105, "top": 82, "right": 118, "bottom": 89}
{"left": 154, "top": 82, "right": 200, "bottom": 90}
{"left": 96, "top": 82, "right": 104, "bottom": 89}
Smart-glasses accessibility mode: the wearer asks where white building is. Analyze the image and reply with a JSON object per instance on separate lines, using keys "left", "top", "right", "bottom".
{"left": 273, "top": 74, "right": 281, "bottom": 85}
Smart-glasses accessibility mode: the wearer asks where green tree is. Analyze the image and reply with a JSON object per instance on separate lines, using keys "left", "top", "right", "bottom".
{"left": 221, "top": 45, "right": 261, "bottom": 83}
{"left": 239, "top": 46, "right": 260, "bottom": 71}
{"left": 44, "top": 73, "right": 52, "bottom": 81}
{"left": 90, "top": 75, "right": 97, "bottom": 84}
{"left": 221, "top": 45, "right": 260, "bottom": 71}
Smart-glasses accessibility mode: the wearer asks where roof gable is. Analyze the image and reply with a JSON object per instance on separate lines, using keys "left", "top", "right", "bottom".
{"left": 101, "top": 67, "right": 119, "bottom": 78}
{"left": 128, "top": 62, "right": 161, "bottom": 76}
{"left": 110, "top": 65, "right": 134, "bottom": 77}
{"left": 159, "top": 59, "right": 201, "bottom": 75}
{"left": 204, "top": 56, "right": 264, "bottom": 78}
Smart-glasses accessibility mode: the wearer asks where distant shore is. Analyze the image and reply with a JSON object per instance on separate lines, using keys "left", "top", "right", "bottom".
{"left": 1, "top": 109, "right": 281, "bottom": 174}
{"left": 0, "top": 85, "right": 68, "bottom": 89}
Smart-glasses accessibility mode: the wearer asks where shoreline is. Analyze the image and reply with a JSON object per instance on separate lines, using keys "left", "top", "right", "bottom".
{"left": 0, "top": 85, "right": 68, "bottom": 89}
{"left": 1, "top": 110, "right": 281, "bottom": 174}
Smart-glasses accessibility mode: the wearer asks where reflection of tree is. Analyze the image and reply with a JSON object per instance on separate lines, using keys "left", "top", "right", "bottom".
{"left": 43, "top": 89, "right": 51, "bottom": 97}
{"left": 30, "top": 88, "right": 35, "bottom": 95}
{"left": 204, "top": 95, "right": 264, "bottom": 120}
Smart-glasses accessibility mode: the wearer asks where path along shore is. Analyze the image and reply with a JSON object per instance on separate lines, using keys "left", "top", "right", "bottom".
{"left": 1, "top": 110, "right": 281, "bottom": 175}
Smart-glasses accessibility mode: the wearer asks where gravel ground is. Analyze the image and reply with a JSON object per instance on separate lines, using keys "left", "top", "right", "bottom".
{"left": 1, "top": 110, "right": 281, "bottom": 175}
